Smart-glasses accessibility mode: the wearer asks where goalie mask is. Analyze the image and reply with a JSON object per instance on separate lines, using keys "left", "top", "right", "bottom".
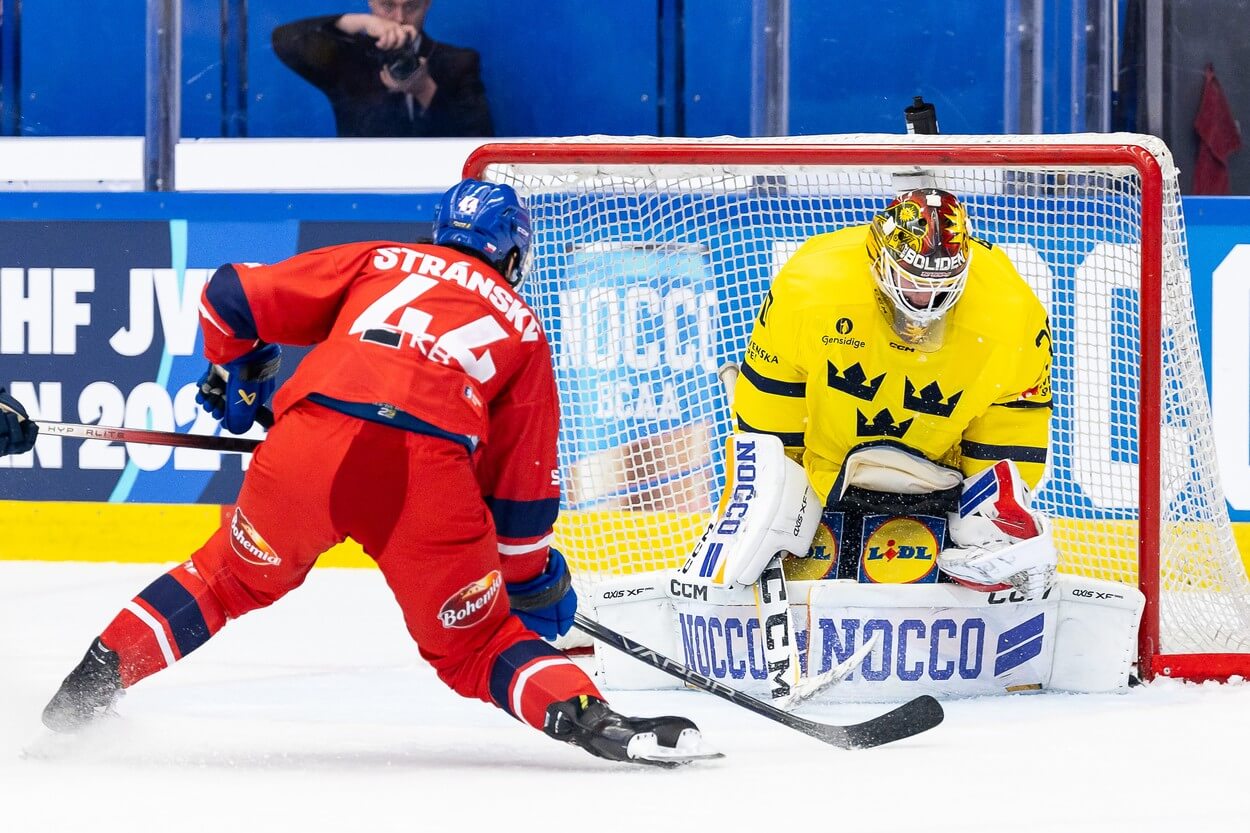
{"left": 866, "top": 188, "right": 972, "bottom": 350}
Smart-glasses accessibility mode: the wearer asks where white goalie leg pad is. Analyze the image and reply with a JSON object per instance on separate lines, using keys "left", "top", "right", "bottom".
{"left": 803, "top": 574, "right": 1143, "bottom": 699}
{"left": 676, "top": 433, "right": 821, "bottom": 588}
{"left": 1049, "top": 576, "right": 1144, "bottom": 692}
{"left": 589, "top": 573, "right": 681, "bottom": 690}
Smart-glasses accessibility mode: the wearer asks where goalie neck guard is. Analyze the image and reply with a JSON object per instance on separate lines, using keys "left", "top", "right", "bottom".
{"left": 866, "top": 188, "right": 972, "bottom": 350}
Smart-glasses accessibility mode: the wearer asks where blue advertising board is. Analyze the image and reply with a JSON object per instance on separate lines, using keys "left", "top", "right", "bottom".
{"left": 1, "top": 191, "right": 1249, "bottom": 536}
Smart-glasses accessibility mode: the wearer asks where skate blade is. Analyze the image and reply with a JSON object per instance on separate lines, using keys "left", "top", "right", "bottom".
{"left": 627, "top": 728, "right": 724, "bottom": 766}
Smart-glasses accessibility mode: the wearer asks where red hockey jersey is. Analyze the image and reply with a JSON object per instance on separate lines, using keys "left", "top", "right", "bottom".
{"left": 198, "top": 241, "right": 561, "bottom": 578}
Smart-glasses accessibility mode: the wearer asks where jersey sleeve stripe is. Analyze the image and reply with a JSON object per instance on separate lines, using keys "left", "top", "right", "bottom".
{"left": 486, "top": 496, "right": 559, "bottom": 539}
{"left": 961, "top": 439, "right": 1048, "bottom": 464}
{"left": 197, "top": 299, "right": 230, "bottom": 335}
{"left": 498, "top": 533, "right": 555, "bottom": 556}
{"left": 736, "top": 415, "right": 804, "bottom": 447}
{"left": 203, "top": 264, "right": 259, "bottom": 340}
{"left": 740, "top": 360, "right": 806, "bottom": 397}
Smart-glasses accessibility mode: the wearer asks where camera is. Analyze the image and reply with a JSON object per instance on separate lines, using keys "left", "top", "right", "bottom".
{"left": 356, "top": 34, "right": 425, "bottom": 82}
{"left": 385, "top": 50, "right": 422, "bottom": 82}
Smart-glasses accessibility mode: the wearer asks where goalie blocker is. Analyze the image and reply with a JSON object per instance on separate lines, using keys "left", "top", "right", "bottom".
{"left": 588, "top": 435, "right": 1144, "bottom": 698}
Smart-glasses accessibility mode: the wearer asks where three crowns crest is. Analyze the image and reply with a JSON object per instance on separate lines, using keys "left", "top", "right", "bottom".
{"left": 827, "top": 362, "right": 885, "bottom": 401}
{"left": 856, "top": 408, "right": 913, "bottom": 438}
{"left": 903, "top": 378, "right": 962, "bottom": 418}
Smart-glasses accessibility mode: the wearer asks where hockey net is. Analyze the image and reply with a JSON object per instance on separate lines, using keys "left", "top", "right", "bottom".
{"left": 465, "top": 134, "right": 1250, "bottom": 681}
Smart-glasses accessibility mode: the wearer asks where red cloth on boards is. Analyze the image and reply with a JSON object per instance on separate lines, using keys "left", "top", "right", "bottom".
{"left": 1193, "top": 63, "right": 1241, "bottom": 195}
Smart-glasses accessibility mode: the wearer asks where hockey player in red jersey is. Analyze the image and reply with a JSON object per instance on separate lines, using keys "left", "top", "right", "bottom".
{"left": 37, "top": 179, "right": 715, "bottom": 766}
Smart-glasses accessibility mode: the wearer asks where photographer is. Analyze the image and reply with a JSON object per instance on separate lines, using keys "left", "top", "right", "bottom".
{"left": 272, "top": 0, "right": 494, "bottom": 138}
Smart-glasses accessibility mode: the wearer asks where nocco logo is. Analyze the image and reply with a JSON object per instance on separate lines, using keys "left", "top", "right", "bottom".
{"left": 438, "top": 570, "right": 503, "bottom": 629}
{"left": 558, "top": 284, "right": 717, "bottom": 373}
{"left": 230, "top": 507, "right": 282, "bottom": 567}
{"left": 857, "top": 515, "right": 943, "bottom": 584}
{"left": 686, "top": 439, "right": 758, "bottom": 581}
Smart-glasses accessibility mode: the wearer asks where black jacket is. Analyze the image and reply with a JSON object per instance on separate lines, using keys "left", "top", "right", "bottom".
{"left": 272, "top": 16, "right": 494, "bottom": 138}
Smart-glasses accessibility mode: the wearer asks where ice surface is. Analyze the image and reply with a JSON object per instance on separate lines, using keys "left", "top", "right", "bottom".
{"left": 3, "top": 562, "right": 1247, "bottom": 833}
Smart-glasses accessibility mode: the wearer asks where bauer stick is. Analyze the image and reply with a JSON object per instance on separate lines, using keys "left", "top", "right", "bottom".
{"left": 27, "top": 406, "right": 274, "bottom": 455}
{"left": 574, "top": 613, "right": 943, "bottom": 750}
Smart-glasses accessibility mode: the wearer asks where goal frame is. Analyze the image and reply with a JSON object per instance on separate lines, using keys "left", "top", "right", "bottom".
{"left": 464, "top": 138, "right": 1247, "bottom": 683}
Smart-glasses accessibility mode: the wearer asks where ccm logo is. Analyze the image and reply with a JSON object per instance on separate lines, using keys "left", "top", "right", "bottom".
{"left": 602, "top": 587, "right": 652, "bottom": 599}
{"left": 670, "top": 580, "right": 708, "bottom": 601}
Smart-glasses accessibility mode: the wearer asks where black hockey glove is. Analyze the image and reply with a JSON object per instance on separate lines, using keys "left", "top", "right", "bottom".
{"left": 0, "top": 386, "right": 38, "bottom": 456}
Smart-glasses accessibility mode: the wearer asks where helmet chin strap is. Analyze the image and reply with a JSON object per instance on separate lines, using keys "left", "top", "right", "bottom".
{"left": 503, "top": 250, "right": 523, "bottom": 288}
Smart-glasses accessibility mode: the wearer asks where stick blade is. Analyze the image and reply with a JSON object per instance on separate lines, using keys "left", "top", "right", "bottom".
{"left": 837, "top": 694, "right": 945, "bottom": 749}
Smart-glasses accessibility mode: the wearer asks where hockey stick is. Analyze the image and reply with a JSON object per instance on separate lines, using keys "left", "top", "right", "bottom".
{"left": 573, "top": 613, "right": 944, "bottom": 750}
{"left": 30, "top": 406, "right": 275, "bottom": 455}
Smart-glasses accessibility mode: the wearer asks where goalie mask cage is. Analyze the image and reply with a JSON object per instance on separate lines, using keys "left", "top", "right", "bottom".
{"left": 464, "top": 134, "right": 1250, "bottom": 683}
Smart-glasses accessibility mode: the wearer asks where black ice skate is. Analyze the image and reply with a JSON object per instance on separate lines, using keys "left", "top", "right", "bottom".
{"left": 41, "top": 638, "right": 124, "bottom": 733}
{"left": 543, "top": 695, "right": 722, "bottom": 767}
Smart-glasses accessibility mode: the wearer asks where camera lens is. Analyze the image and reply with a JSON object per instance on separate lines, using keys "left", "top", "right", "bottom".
{"left": 387, "top": 53, "right": 420, "bottom": 81}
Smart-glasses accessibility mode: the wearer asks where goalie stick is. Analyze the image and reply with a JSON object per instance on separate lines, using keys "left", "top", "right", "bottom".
{"left": 574, "top": 613, "right": 944, "bottom": 750}
{"left": 28, "top": 406, "right": 275, "bottom": 455}
{"left": 718, "top": 364, "right": 850, "bottom": 708}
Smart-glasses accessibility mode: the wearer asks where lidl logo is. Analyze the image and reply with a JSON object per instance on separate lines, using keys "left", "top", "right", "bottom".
{"left": 858, "top": 514, "right": 944, "bottom": 584}
{"left": 784, "top": 511, "right": 845, "bottom": 581}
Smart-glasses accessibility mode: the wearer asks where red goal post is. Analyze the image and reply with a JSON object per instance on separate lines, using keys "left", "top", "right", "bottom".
{"left": 464, "top": 134, "right": 1250, "bottom": 683}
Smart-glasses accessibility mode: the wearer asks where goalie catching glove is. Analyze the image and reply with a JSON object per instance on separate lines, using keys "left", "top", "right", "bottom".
{"left": 939, "top": 460, "right": 1057, "bottom": 598}
{"left": 196, "top": 343, "right": 281, "bottom": 434}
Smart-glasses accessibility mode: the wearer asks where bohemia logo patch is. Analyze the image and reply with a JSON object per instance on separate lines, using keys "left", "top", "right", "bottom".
{"left": 438, "top": 570, "right": 503, "bottom": 629}
{"left": 858, "top": 515, "right": 944, "bottom": 584}
{"left": 230, "top": 507, "right": 282, "bottom": 567}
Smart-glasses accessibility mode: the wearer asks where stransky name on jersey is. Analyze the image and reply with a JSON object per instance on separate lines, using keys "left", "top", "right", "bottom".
{"left": 371, "top": 246, "right": 540, "bottom": 342}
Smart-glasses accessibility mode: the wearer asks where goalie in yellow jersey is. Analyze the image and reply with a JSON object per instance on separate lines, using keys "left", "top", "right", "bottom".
{"left": 732, "top": 187, "right": 1056, "bottom": 597}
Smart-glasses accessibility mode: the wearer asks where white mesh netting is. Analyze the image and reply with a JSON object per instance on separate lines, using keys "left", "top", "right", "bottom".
{"left": 474, "top": 134, "right": 1250, "bottom": 659}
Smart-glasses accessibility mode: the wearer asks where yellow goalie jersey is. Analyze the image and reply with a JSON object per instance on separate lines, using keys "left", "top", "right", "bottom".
{"left": 733, "top": 225, "right": 1052, "bottom": 505}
